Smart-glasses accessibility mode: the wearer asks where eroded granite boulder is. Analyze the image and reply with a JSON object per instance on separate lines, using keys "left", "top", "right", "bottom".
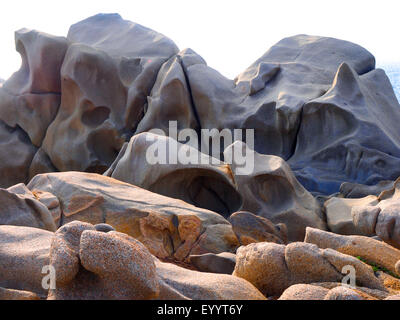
{"left": 105, "top": 132, "right": 242, "bottom": 217}
{"left": 27, "top": 172, "right": 239, "bottom": 260}
{"left": 0, "top": 225, "right": 53, "bottom": 296}
{"left": 41, "top": 14, "right": 179, "bottom": 173}
{"left": 225, "top": 141, "right": 326, "bottom": 241}
{"left": 233, "top": 241, "right": 385, "bottom": 298}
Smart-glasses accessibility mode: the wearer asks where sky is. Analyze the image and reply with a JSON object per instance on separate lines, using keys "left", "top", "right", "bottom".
{"left": 0, "top": 0, "right": 399, "bottom": 80}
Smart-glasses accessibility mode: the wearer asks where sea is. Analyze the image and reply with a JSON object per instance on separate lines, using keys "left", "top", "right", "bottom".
{"left": 380, "top": 63, "right": 400, "bottom": 103}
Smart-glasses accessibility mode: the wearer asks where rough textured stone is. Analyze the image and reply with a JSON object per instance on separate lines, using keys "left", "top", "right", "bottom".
{"left": 48, "top": 221, "right": 159, "bottom": 299}
{"left": 229, "top": 211, "right": 287, "bottom": 245}
{"left": 28, "top": 172, "right": 239, "bottom": 260}
{"left": 233, "top": 242, "right": 290, "bottom": 298}
{"left": 233, "top": 241, "right": 385, "bottom": 297}
{"left": 310, "top": 282, "right": 389, "bottom": 300}
{"left": 53, "top": 226, "right": 159, "bottom": 299}
{"left": 189, "top": 252, "right": 236, "bottom": 274}
{"left": 105, "top": 132, "right": 242, "bottom": 217}
{"left": 324, "top": 286, "right": 367, "bottom": 300}
{"left": 48, "top": 221, "right": 264, "bottom": 300}
{"left": 278, "top": 284, "right": 329, "bottom": 300}
{"left": 225, "top": 141, "right": 325, "bottom": 241}
{"left": 156, "top": 259, "right": 266, "bottom": 300}
{"left": 305, "top": 227, "right": 400, "bottom": 277}
{"left": 0, "top": 226, "right": 53, "bottom": 295}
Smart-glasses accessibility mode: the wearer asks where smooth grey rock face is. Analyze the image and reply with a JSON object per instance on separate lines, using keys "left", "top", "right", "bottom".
{"left": 41, "top": 13, "right": 179, "bottom": 173}
{"left": 225, "top": 141, "right": 326, "bottom": 242}
{"left": 289, "top": 63, "right": 400, "bottom": 194}
{"left": 135, "top": 49, "right": 201, "bottom": 136}
{"left": 183, "top": 35, "right": 376, "bottom": 162}
{"left": 0, "top": 29, "right": 67, "bottom": 147}
{"left": 340, "top": 180, "right": 395, "bottom": 198}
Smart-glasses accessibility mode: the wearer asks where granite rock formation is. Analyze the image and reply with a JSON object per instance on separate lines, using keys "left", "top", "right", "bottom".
{"left": 1, "top": 13, "right": 400, "bottom": 301}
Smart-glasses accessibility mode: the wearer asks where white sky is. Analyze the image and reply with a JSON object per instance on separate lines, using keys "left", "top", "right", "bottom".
{"left": 0, "top": 0, "right": 399, "bottom": 80}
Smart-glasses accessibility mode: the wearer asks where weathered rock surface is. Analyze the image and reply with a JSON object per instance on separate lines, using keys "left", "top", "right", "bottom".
{"left": 324, "top": 195, "right": 378, "bottom": 235}
{"left": 289, "top": 62, "right": 400, "bottom": 194}
{"left": 278, "top": 284, "right": 329, "bottom": 300}
{"left": 0, "top": 14, "right": 398, "bottom": 199}
{"left": 0, "top": 121, "right": 37, "bottom": 188}
{"left": 233, "top": 241, "right": 385, "bottom": 298}
{"left": 340, "top": 180, "right": 395, "bottom": 198}
{"left": 48, "top": 221, "right": 160, "bottom": 299}
{"left": 278, "top": 283, "right": 373, "bottom": 300}
{"left": 186, "top": 35, "right": 374, "bottom": 163}
{"left": 0, "top": 287, "right": 40, "bottom": 300}
{"left": 105, "top": 132, "right": 242, "bottom": 217}
{"left": 0, "top": 28, "right": 68, "bottom": 188}
{"left": 323, "top": 286, "right": 369, "bottom": 300}
{"left": 385, "top": 294, "right": 400, "bottom": 300}
{"left": 228, "top": 211, "right": 287, "bottom": 245}
{"left": 225, "top": 141, "right": 325, "bottom": 241}
{"left": 134, "top": 48, "right": 202, "bottom": 136}
{"left": 48, "top": 221, "right": 265, "bottom": 300}
{"left": 1, "top": 14, "right": 400, "bottom": 301}
{"left": 320, "top": 282, "right": 391, "bottom": 300}
{"left": 189, "top": 252, "right": 236, "bottom": 274}
{"left": 305, "top": 227, "right": 400, "bottom": 277}
{"left": 27, "top": 172, "right": 239, "bottom": 260}
{"left": 0, "top": 29, "right": 67, "bottom": 146}
{"left": 42, "top": 14, "right": 179, "bottom": 174}
{"left": 156, "top": 259, "right": 266, "bottom": 300}
{"left": 0, "top": 183, "right": 56, "bottom": 231}
{"left": 351, "top": 178, "right": 400, "bottom": 249}
{"left": 0, "top": 226, "right": 53, "bottom": 295}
